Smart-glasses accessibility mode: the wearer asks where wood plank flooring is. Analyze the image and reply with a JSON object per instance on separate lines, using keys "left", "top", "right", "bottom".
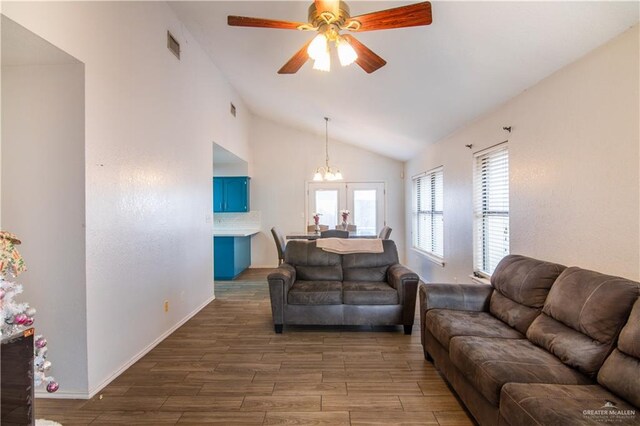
{"left": 36, "top": 268, "right": 474, "bottom": 425}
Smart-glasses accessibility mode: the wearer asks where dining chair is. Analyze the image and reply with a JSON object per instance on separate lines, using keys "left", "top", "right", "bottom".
{"left": 321, "top": 229, "right": 349, "bottom": 238}
{"left": 378, "top": 226, "right": 392, "bottom": 240}
{"left": 307, "top": 224, "right": 329, "bottom": 232}
{"left": 270, "top": 227, "right": 286, "bottom": 265}
{"left": 335, "top": 224, "right": 357, "bottom": 232}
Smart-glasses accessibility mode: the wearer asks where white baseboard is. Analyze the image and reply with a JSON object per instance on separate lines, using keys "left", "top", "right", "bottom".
{"left": 34, "top": 389, "right": 90, "bottom": 399}
{"left": 35, "top": 294, "right": 216, "bottom": 400}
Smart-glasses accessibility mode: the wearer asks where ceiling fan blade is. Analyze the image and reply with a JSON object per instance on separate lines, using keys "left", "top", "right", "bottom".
{"left": 345, "top": 2, "right": 432, "bottom": 32}
{"left": 278, "top": 39, "right": 313, "bottom": 74}
{"left": 314, "top": 0, "right": 340, "bottom": 16}
{"left": 342, "top": 34, "right": 386, "bottom": 73}
{"left": 228, "top": 15, "right": 305, "bottom": 30}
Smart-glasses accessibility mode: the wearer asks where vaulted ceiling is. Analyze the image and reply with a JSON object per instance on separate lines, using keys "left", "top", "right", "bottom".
{"left": 170, "top": 1, "right": 639, "bottom": 160}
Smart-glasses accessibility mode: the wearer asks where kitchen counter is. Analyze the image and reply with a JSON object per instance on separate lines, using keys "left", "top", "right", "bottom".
{"left": 213, "top": 229, "right": 260, "bottom": 237}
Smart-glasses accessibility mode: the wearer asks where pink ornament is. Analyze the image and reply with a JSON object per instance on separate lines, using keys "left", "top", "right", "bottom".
{"left": 46, "top": 381, "right": 59, "bottom": 393}
{"left": 14, "top": 313, "right": 28, "bottom": 325}
{"left": 24, "top": 317, "right": 34, "bottom": 326}
{"left": 35, "top": 337, "right": 47, "bottom": 348}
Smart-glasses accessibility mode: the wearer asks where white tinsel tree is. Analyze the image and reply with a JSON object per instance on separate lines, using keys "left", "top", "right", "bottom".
{"left": 0, "top": 231, "right": 58, "bottom": 393}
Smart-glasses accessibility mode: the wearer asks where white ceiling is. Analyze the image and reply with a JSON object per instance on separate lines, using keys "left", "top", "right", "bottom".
{"left": 170, "top": 1, "right": 639, "bottom": 161}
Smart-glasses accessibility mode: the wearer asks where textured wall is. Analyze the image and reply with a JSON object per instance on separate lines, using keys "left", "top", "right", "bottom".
{"left": 2, "top": 62, "right": 87, "bottom": 394}
{"left": 2, "top": 1, "right": 252, "bottom": 396}
{"left": 405, "top": 25, "right": 639, "bottom": 283}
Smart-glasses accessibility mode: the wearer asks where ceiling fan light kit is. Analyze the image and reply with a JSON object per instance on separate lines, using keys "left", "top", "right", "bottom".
{"left": 228, "top": 0, "right": 432, "bottom": 74}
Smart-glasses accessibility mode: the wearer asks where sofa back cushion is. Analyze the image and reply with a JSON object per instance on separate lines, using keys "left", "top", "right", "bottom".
{"left": 527, "top": 267, "right": 639, "bottom": 376}
{"left": 342, "top": 240, "right": 399, "bottom": 282}
{"left": 597, "top": 297, "right": 640, "bottom": 407}
{"left": 285, "top": 240, "right": 342, "bottom": 281}
{"left": 489, "top": 255, "right": 566, "bottom": 334}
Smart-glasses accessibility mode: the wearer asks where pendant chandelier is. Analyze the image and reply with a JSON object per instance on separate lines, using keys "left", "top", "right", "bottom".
{"left": 313, "top": 117, "right": 343, "bottom": 181}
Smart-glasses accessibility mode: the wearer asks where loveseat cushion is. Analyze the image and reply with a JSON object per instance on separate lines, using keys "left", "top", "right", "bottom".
{"left": 285, "top": 240, "right": 343, "bottom": 281}
{"left": 500, "top": 383, "right": 638, "bottom": 426}
{"left": 343, "top": 281, "right": 398, "bottom": 305}
{"left": 425, "top": 309, "right": 523, "bottom": 349}
{"left": 449, "top": 336, "right": 591, "bottom": 406}
{"left": 342, "top": 240, "right": 399, "bottom": 282}
{"left": 489, "top": 255, "right": 566, "bottom": 334}
{"left": 287, "top": 281, "right": 342, "bottom": 305}
{"left": 597, "top": 298, "right": 640, "bottom": 407}
{"left": 526, "top": 267, "right": 639, "bottom": 376}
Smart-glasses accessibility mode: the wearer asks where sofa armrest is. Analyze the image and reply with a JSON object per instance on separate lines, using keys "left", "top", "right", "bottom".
{"left": 418, "top": 282, "right": 493, "bottom": 345}
{"left": 419, "top": 282, "right": 493, "bottom": 313}
{"left": 267, "top": 264, "right": 296, "bottom": 326}
{"left": 388, "top": 264, "right": 420, "bottom": 329}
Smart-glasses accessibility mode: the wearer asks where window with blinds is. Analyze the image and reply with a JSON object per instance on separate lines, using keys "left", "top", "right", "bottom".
{"left": 413, "top": 167, "right": 444, "bottom": 259}
{"left": 473, "top": 143, "right": 509, "bottom": 276}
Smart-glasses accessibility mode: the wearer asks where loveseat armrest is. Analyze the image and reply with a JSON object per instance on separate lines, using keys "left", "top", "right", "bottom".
{"left": 267, "top": 264, "right": 296, "bottom": 332}
{"left": 419, "top": 283, "right": 494, "bottom": 345}
{"left": 388, "top": 264, "right": 420, "bottom": 333}
{"left": 388, "top": 264, "right": 419, "bottom": 302}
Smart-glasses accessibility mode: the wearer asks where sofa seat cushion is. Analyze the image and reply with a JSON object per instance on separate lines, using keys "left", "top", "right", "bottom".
{"left": 500, "top": 383, "right": 638, "bottom": 426}
{"left": 425, "top": 309, "right": 524, "bottom": 349}
{"left": 288, "top": 281, "right": 342, "bottom": 305}
{"left": 449, "top": 336, "right": 591, "bottom": 406}
{"left": 343, "top": 281, "right": 398, "bottom": 305}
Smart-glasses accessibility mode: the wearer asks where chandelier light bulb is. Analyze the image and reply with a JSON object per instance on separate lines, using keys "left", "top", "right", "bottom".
{"left": 313, "top": 171, "right": 323, "bottom": 181}
{"left": 312, "top": 49, "right": 331, "bottom": 72}
{"left": 337, "top": 38, "right": 358, "bottom": 66}
{"left": 325, "top": 171, "right": 335, "bottom": 181}
{"left": 307, "top": 34, "right": 328, "bottom": 60}
{"left": 334, "top": 170, "right": 343, "bottom": 180}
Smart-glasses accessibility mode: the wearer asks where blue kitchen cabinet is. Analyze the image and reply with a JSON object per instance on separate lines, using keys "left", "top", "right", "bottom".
{"left": 212, "top": 177, "right": 250, "bottom": 213}
{"left": 213, "top": 236, "right": 251, "bottom": 280}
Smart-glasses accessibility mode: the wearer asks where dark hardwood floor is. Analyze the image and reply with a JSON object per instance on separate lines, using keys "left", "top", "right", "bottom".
{"left": 36, "top": 268, "right": 473, "bottom": 425}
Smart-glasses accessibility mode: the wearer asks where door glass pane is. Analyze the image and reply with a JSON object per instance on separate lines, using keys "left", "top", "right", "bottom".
{"left": 315, "top": 190, "right": 338, "bottom": 227}
{"left": 353, "top": 190, "right": 376, "bottom": 235}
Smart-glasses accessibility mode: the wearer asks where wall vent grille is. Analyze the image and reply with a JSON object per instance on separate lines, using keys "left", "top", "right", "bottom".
{"left": 167, "top": 31, "right": 180, "bottom": 59}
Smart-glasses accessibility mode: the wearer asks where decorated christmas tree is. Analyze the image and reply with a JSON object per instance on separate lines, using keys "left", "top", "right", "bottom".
{"left": 0, "top": 231, "right": 58, "bottom": 393}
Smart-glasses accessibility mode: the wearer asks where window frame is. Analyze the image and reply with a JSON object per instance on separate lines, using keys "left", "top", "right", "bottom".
{"left": 412, "top": 166, "right": 444, "bottom": 264}
{"left": 473, "top": 142, "right": 509, "bottom": 278}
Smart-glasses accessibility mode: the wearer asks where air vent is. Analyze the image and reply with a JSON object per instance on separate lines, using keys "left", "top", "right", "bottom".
{"left": 230, "top": 103, "right": 237, "bottom": 117}
{"left": 167, "top": 31, "right": 180, "bottom": 59}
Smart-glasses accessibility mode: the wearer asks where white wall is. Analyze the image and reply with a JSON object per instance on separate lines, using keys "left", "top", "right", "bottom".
{"left": 405, "top": 25, "right": 639, "bottom": 283}
{"left": 2, "top": 2, "right": 252, "bottom": 396}
{"left": 2, "top": 63, "right": 87, "bottom": 394}
{"left": 250, "top": 116, "right": 406, "bottom": 267}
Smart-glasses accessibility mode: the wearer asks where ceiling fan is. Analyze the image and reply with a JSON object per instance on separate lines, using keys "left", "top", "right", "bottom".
{"left": 228, "top": 0, "right": 432, "bottom": 74}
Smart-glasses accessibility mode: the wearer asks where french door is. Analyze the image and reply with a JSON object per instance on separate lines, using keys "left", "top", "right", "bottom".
{"left": 307, "top": 182, "right": 386, "bottom": 236}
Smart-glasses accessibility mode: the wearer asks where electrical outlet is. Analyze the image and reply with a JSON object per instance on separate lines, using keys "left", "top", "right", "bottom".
{"left": 164, "top": 300, "right": 169, "bottom": 312}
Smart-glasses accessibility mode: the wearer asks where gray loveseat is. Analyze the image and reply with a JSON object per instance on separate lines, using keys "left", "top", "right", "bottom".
{"left": 420, "top": 254, "right": 640, "bottom": 426}
{"left": 267, "top": 239, "right": 419, "bottom": 333}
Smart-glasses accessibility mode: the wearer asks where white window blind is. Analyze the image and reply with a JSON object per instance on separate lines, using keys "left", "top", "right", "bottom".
{"left": 413, "top": 167, "right": 444, "bottom": 259}
{"left": 473, "top": 143, "right": 509, "bottom": 276}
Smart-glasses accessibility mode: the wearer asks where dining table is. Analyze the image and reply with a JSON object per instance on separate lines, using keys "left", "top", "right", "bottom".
{"left": 285, "top": 231, "right": 378, "bottom": 240}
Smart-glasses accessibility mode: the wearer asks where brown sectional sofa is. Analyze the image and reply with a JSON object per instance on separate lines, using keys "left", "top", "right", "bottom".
{"left": 419, "top": 254, "right": 639, "bottom": 426}
{"left": 268, "top": 239, "right": 419, "bottom": 333}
